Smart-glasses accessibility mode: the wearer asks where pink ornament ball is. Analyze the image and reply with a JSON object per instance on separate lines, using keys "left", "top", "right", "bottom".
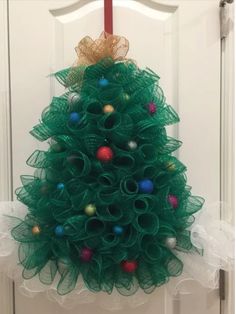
{"left": 80, "top": 247, "right": 93, "bottom": 262}
{"left": 148, "top": 102, "right": 157, "bottom": 114}
{"left": 168, "top": 194, "right": 178, "bottom": 209}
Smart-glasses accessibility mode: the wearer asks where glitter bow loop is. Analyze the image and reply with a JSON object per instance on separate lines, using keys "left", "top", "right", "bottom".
{"left": 75, "top": 32, "right": 129, "bottom": 66}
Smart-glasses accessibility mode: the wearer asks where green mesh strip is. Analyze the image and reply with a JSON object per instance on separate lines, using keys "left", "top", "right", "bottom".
{"left": 11, "top": 58, "right": 204, "bottom": 296}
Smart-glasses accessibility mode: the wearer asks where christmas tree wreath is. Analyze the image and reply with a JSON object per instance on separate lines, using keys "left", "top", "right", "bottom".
{"left": 10, "top": 32, "right": 205, "bottom": 296}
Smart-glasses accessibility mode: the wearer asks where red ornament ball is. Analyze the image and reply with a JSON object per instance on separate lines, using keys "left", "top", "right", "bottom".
{"left": 96, "top": 146, "right": 114, "bottom": 163}
{"left": 121, "top": 260, "right": 138, "bottom": 273}
{"left": 80, "top": 247, "right": 93, "bottom": 262}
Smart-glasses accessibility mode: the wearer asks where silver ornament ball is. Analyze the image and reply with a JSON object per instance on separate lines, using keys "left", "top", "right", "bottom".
{"left": 165, "top": 237, "right": 177, "bottom": 249}
{"left": 127, "top": 140, "right": 138, "bottom": 150}
{"left": 67, "top": 92, "right": 80, "bottom": 104}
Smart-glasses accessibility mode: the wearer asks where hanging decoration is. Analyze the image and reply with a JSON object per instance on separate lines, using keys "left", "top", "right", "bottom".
{"left": 0, "top": 0, "right": 234, "bottom": 310}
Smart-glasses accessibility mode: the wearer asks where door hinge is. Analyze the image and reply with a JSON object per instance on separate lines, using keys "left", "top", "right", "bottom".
{"left": 220, "top": 0, "right": 234, "bottom": 39}
{"left": 219, "top": 269, "right": 226, "bottom": 300}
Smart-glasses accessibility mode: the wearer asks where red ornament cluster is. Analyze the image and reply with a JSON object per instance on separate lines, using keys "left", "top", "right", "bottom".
{"left": 121, "top": 260, "right": 138, "bottom": 273}
{"left": 96, "top": 146, "right": 114, "bottom": 163}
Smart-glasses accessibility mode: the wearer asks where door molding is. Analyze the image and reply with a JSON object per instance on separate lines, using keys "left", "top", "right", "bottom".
{"left": 0, "top": 1, "right": 14, "bottom": 314}
{"left": 220, "top": 3, "right": 234, "bottom": 314}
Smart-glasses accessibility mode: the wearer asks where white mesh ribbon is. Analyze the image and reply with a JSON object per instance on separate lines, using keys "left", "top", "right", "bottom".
{"left": 0, "top": 201, "right": 234, "bottom": 309}
{"left": 170, "top": 202, "right": 234, "bottom": 296}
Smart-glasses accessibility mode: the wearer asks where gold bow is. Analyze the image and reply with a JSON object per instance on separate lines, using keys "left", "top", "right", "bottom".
{"left": 74, "top": 32, "right": 129, "bottom": 66}
{"left": 64, "top": 33, "right": 129, "bottom": 88}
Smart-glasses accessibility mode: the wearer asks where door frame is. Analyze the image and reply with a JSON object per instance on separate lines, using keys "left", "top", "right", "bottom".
{"left": 0, "top": 1, "right": 15, "bottom": 314}
{"left": 0, "top": 1, "right": 234, "bottom": 313}
{"left": 220, "top": 3, "right": 235, "bottom": 314}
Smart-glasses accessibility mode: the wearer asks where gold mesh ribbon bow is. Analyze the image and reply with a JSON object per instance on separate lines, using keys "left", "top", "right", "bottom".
{"left": 74, "top": 32, "right": 129, "bottom": 66}
{"left": 64, "top": 32, "right": 129, "bottom": 88}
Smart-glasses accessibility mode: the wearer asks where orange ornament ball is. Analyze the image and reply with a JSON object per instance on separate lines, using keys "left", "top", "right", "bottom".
{"left": 32, "top": 225, "right": 41, "bottom": 235}
{"left": 103, "top": 104, "right": 115, "bottom": 114}
{"left": 96, "top": 146, "right": 114, "bottom": 163}
{"left": 121, "top": 260, "right": 138, "bottom": 273}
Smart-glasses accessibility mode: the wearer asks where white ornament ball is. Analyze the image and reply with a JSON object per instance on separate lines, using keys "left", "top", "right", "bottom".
{"left": 165, "top": 237, "right": 177, "bottom": 249}
{"left": 67, "top": 92, "right": 80, "bottom": 104}
{"left": 127, "top": 140, "right": 138, "bottom": 150}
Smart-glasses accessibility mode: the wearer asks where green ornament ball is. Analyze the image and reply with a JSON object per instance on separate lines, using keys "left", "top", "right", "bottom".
{"left": 84, "top": 204, "right": 96, "bottom": 216}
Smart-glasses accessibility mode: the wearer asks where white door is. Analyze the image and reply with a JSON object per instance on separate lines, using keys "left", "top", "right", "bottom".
{"left": 0, "top": 0, "right": 227, "bottom": 313}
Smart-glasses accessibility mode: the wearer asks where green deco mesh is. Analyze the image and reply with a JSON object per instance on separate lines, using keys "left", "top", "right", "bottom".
{"left": 11, "top": 58, "right": 204, "bottom": 296}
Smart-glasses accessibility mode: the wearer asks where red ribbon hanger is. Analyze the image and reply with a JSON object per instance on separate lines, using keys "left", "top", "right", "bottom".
{"left": 104, "top": 0, "right": 113, "bottom": 34}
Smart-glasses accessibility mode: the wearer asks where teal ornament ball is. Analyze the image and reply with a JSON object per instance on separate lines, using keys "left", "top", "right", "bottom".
{"left": 99, "top": 78, "right": 109, "bottom": 87}
{"left": 57, "top": 183, "right": 65, "bottom": 190}
{"left": 54, "top": 225, "right": 65, "bottom": 237}
{"left": 138, "top": 179, "right": 154, "bottom": 194}
{"left": 113, "top": 225, "right": 124, "bottom": 236}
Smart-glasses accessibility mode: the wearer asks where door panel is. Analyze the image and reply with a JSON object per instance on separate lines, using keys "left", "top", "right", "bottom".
{"left": 9, "top": 1, "right": 221, "bottom": 313}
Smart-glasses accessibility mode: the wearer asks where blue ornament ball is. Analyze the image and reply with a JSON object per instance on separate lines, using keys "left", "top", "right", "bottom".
{"left": 69, "top": 112, "right": 80, "bottom": 123}
{"left": 99, "top": 78, "right": 109, "bottom": 87}
{"left": 113, "top": 225, "right": 124, "bottom": 236}
{"left": 54, "top": 225, "right": 65, "bottom": 237}
{"left": 57, "top": 183, "right": 65, "bottom": 190}
{"left": 138, "top": 179, "right": 154, "bottom": 194}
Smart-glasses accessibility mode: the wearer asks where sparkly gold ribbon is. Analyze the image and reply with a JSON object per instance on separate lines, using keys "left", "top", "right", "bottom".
{"left": 64, "top": 32, "right": 129, "bottom": 88}
{"left": 74, "top": 31, "right": 129, "bottom": 66}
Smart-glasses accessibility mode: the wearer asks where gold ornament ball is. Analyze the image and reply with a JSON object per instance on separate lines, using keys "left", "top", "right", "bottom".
{"left": 84, "top": 204, "right": 96, "bottom": 216}
{"left": 103, "top": 104, "right": 115, "bottom": 114}
{"left": 166, "top": 161, "right": 176, "bottom": 172}
{"left": 32, "top": 225, "right": 41, "bottom": 235}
